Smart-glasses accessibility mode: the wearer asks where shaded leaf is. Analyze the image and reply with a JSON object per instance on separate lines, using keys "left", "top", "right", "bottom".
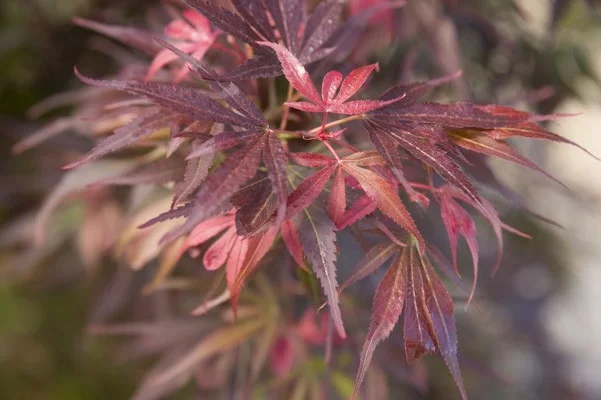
{"left": 263, "top": 134, "right": 288, "bottom": 226}
{"left": 286, "top": 164, "right": 337, "bottom": 219}
{"left": 281, "top": 220, "right": 307, "bottom": 270}
{"left": 296, "top": 205, "right": 346, "bottom": 338}
{"left": 440, "top": 195, "right": 479, "bottom": 303}
{"left": 351, "top": 249, "right": 408, "bottom": 400}
{"left": 94, "top": 157, "right": 185, "bottom": 186}
{"left": 160, "top": 137, "right": 264, "bottom": 244}
{"left": 339, "top": 242, "right": 398, "bottom": 292}
{"left": 64, "top": 110, "right": 175, "bottom": 169}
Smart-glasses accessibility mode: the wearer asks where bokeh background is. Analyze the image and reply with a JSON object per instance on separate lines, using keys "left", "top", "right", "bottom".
{"left": 1, "top": 0, "right": 601, "bottom": 399}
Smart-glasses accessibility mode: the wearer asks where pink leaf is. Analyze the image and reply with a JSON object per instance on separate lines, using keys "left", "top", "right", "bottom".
{"left": 281, "top": 220, "right": 307, "bottom": 270}
{"left": 203, "top": 227, "right": 237, "bottom": 270}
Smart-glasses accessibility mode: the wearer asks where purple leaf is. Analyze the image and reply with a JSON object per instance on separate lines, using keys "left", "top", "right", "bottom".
{"left": 74, "top": 68, "right": 257, "bottom": 129}
{"left": 172, "top": 151, "right": 214, "bottom": 207}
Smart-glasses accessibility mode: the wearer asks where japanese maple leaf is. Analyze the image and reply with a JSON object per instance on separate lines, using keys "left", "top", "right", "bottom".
{"left": 259, "top": 42, "right": 405, "bottom": 115}
{"left": 146, "top": 10, "right": 218, "bottom": 82}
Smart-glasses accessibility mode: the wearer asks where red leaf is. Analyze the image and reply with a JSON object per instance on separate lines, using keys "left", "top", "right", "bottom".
{"left": 327, "top": 167, "right": 346, "bottom": 225}
{"left": 321, "top": 70, "right": 343, "bottom": 102}
{"left": 225, "top": 238, "right": 249, "bottom": 295}
{"left": 336, "top": 63, "right": 379, "bottom": 103}
{"left": 351, "top": 248, "right": 408, "bottom": 400}
{"left": 342, "top": 163, "right": 424, "bottom": 249}
{"left": 440, "top": 195, "right": 479, "bottom": 304}
{"left": 230, "top": 227, "right": 277, "bottom": 312}
{"left": 288, "top": 152, "right": 336, "bottom": 168}
{"left": 281, "top": 220, "right": 307, "bottom": 270}
{"left": 286, "top": 165, "right": 337, "bottom": 219}
{"left": 257, "top": 42, "right": 323, "bottom": 106}
{"left": 336, "top": 194, "right": 377, "bottom": 230}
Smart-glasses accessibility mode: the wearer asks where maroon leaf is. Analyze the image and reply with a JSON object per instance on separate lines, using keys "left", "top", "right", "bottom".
{"left": 263, "top": 134, "right": 288, "bottom": 226}
{"left": 265, "top": 0, "right": 303, "bottom": 53}
{"left": 404, "top": 248, "right": 436, "bottom": 363}
{"left": 231, "top": 1, "right": 276, "bottom": 42}
{"left": 375, "top": 102, "right": 527, "bottom": 129}
{"left": 351, "top": 248, "right": 407, "bottom": 400}
{"left": 299, "top": 0, "right": 342, "bottom": 59}
{"left": 296, "top": 205, "right": 346, "bottom": 338}
{"left": 379, "top": 71, "right": 463, "bottom": 108}
{"left": 186, "top": 0, "right": 260, "bottom": 46}
{"left": 368, "top": 130, "right": 429, "bottom": 206}
{"left": 155, "top": 39, "right": 267, "bottom": 127}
